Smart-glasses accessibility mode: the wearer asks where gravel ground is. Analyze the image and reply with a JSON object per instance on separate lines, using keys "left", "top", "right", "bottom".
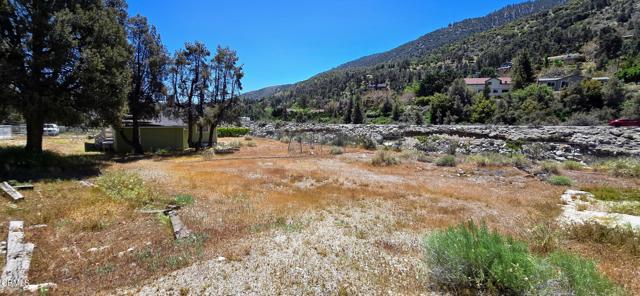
{"left": 113, "top": 200, "right": 435, "bottom": 296}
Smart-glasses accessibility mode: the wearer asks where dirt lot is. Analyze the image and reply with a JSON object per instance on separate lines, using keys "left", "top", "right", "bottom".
{"left": 0, "top": 134, "right": 639, "bottom": 295}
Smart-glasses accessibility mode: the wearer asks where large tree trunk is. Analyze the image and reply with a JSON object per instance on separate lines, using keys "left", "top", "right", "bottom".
{"left": 207, "top": 123, "right": 218, "bottom": 148}
{"left": 24, "top": 112, "right": 44, "bottom": 153}
{"left": 195, "top": 124, "right": 203, "bottom": 151}
{"left": 186, "top": 110, "right": 193, "bottom": 148}
{"left": 131, "top": 116, "right": 144, "bottom": 155}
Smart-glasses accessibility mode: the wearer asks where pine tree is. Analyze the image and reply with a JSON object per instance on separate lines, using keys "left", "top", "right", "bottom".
{"left": 352, "top": 98, "right": 364, "bottom": 124}
{"left": 343, "top": 98, "right": 353, "bottom": 123}
{"left": 124, "top": 15, "right": 169, "bottom": 154}
{"left": 380, "top": 98, "right": 393, "bottom": 116}
{"left": 512, "top": 51, "right": 535, "bottom": 90}
{"left": 392, "top": 100, "right": 401, "bottom": 121}
{"left": 414, "top": 110, "right": 424, "bottom": 125}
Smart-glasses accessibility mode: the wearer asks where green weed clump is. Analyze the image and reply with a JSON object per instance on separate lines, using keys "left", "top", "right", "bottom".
{"left": 435, "top": 155, "right": 456, "bottom": 167}
{"left": 584, "top": 186, "right": 640, "bottom": 202}
{"left": 371, "top": 150, "right": 399, "bottom": 166}
{"left": 96, "top": 171, "right": 157, "bottom": 206}
{"left": 548, "top": 175, "right": 573, "bottom": 186}
{"left": 174, "top": 194, "right": 194, "bottom": 206}
{"left": 423, "top": 221, "right": 623, "bottom": 295}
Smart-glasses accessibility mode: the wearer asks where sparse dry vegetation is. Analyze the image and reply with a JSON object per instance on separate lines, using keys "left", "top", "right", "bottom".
{"left": 1, "top": 135, "right": 639, "bottom": 295}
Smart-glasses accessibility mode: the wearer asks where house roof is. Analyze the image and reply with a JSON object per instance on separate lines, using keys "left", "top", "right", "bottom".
{"left": 464, "top": 77, "right": 512, "bottom": 85}
{"left": 548, "top": 53, "right": 584, "bottom": 61}
{"left": 537, "top": 74, "right": 582, "bottom": 82}
{"left": 121, "top": 114, "right": 186, "bottom": 127}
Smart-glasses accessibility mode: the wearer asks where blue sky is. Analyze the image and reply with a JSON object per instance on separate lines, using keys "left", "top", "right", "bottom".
{"left": 127, "top": 0, "right": 526, "bottom": 92}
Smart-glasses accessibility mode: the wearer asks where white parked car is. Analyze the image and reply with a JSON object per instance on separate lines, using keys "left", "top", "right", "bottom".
{"left": 43, "top": 123, "right": 60, "bottom": 136}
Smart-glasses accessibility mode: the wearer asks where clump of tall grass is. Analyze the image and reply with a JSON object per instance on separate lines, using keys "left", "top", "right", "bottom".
{"left": 540, "top": 161, "right": 561, "bottom": 174}
{"left": 424, "top": 221, "right": 623, "bottom": 295}
{"left": 562, "top": 160, "right": 585, "bottom": 171}
{"left": 435, "top": 155, "right": 456, "bottom": 167}
{"left": 564, "top": 221, "right": 640, "bottom": 256}
{"left": 467, "top": 153, "right": 529, "bottom": 168}
{"left": 371, "top": 150, "right": 399, "bottom": 166}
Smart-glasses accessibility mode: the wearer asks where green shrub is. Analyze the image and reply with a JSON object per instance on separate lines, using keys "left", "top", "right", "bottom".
{"left": 96, "top": 171, "right": 157, "bottom": 206}
{"left": 424, "top": 222, "right": 623, "bottom": 295}
{"left": 548, "top": 175, "right": 573, "bottom": 186}
{"left": 217, "top": 127, "right": 250, "bottom": 137}
{"left": 435, "top": 155, "right": 456, "bottom": 167}
{"left": 357, "top": 137, "right": 377, "bottom": 150}
{"left": 595, "top": 158, "right": 640, "bottom": 178}
{"left": 446, "top": 139, "right": 459, "bottom": 155}
{"left": 371, "top": 150, "right": 399, "bottom": 166}
{"left": 562, "top": 160, "right": 585, "bottom": 171}
{"left": 505, "top": 139, "right": 524, "bottom": 152}
{"left": 424, "top": 222, "right": 545, "bottom": 294}
{"left": 370, "top": 117, "right": 392, "bottom": 124}
{"left": 279, "top": 136, "right": 291, "bottom": 143}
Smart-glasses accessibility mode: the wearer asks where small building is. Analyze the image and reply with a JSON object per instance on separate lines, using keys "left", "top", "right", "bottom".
{"left": 547, "top": 53, "right": 585, "bottom": 64}
{"left": 537, "top": 74, "right": 584, "bottom": 91}
{"left": 0, "top": 125, "right": 12, "bottom": 140}
{"left": 497, "top": 62, "right": 513, "bottom": 74}
{"left": 113, "top": 115, "right": 188, "bottom": 153}
{"left": 463, "top": 77, "right": 513, "bottom": 97}
{"left": 367, "top": 83, "right": 388, "bottom": 90}
{"left": 114, "top": 126, "right": 188, "bottom": 154}
{"left": 592, "top": 77, "right": 610, "bottom": 83}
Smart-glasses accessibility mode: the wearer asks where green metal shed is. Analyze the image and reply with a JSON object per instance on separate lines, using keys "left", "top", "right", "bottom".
{"left": 113, "top": 126, "right": 188, "bottom": 154}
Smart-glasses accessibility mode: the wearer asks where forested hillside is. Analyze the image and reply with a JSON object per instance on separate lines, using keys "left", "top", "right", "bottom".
{"left": 336, "top": 0, "right": 566, "bottom": 70}
{"left": 245, "top": 0, "right": 640, "bottom": 126}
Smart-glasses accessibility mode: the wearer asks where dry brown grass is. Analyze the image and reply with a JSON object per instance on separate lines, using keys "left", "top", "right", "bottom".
{"left": 1, "top": 135, "right": 639, "bottom": 294}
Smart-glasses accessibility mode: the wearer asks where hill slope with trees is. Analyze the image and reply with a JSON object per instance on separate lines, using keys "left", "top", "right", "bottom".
{"left": 335, "top": 0, "right": 566, "bottom": 70}
{"left": 245, "top": 0, "right": 640, "bottom": 126}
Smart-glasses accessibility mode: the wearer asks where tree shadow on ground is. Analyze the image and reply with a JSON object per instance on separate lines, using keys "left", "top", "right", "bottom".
{"left": 0, "top": 146, "right": 203, "bottom": 182}
{"left": 0, "top": 146, "right": 106, "bottom": 182}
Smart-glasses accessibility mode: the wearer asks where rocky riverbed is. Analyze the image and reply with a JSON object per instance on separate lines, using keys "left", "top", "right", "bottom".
{"left": 245, "top": 121, "right": 640, "bottom": 160}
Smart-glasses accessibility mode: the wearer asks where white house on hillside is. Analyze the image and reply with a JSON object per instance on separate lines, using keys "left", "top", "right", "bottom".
{"left": 463, "top": 77, "right": 512, "bottom": 97}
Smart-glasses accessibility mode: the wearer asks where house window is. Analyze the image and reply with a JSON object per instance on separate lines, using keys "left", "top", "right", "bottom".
{"left": 492, "top": 89, "right": 499, "bottom": 93}
{"left": 561, "top": 81, "right": 568, "bottom": 88}
{"left": 547, "top": 82, "right": 555, "bottom": 87}
{"left": 502, "top": 89, "right": 509, "bottom": 93}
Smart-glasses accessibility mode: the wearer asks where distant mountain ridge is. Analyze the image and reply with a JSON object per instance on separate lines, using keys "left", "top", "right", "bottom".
{"left": 335, "top": 0, "right": 566, "bottom": 69}
{"left": 242, "top": 84, "right": 292, "bottom": 101}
